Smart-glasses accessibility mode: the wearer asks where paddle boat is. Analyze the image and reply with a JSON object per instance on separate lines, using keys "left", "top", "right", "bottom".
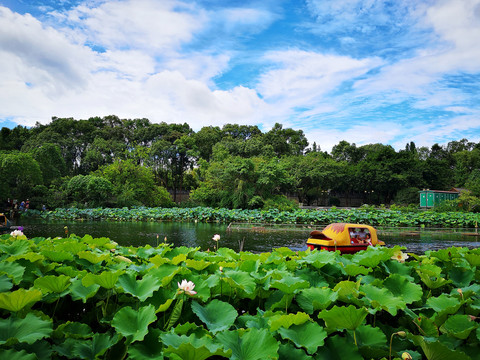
{"left": 0, "top": 213, "right": 11, "bottom": 232}
{"left": 306, "top": 223, "right": 385, "bottom": 254}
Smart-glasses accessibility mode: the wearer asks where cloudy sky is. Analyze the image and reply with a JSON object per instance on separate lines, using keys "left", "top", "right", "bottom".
{"left": 1, "top": 0, "right": 480, "bottom": 151}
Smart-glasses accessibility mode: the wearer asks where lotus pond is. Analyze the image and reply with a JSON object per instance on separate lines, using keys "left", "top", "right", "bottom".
{"left": 1, "top": 231, "right": 480, "bottom": 359}
{"left": 10, "top": 219, "right": 480, "bottom": 254}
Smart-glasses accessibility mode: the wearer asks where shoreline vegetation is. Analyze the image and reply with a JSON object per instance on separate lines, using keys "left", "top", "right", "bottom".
{"left": 22, "top": 206, "right": 480, "bottom": 228}
{"left": 0, "top": 231, "right": 479, "bottom": 359}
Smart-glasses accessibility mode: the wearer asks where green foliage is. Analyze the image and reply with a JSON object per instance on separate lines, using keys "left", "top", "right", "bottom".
{"left": 0, "top": 232, "right": 479, "bottom": 358}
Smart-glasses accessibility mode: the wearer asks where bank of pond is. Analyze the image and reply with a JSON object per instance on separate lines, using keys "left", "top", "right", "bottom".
{"left": 0, "top": 231, "right": 479, "bottom": 359}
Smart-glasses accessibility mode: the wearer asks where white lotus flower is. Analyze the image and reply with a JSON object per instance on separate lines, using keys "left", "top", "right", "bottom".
{"left": 212, "top": 234, "right": 220, "bottom": 242}
{"left": 177, "top": 279, "right": 197, "bottom": 296}
{"left": 10, "top": 230, "right": 24, "bottom": 237}
{"left": 391, "top": 250, "right": 409, "bottom": 263}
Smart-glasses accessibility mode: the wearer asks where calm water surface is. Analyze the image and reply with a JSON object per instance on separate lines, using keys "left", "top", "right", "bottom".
{"left": 10, "top": 219, "right": 480, "bottom": 254}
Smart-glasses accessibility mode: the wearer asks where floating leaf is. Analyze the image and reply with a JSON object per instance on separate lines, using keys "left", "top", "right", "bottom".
{"left": 318, "top": 305, "right": 368, "bottom": 331}
{"left": 191, "top": 300, "right": 237, "bottom": 334}
{"left": 0, "top": 313, "right": 52, "bottom": 345}
{"left": 296, "top": 287, "right": 338, "bottom": 314}
{"left": 117, "top": 273, "right": 161, "bottom": 301}
{"left": 112, "top": 305, "right": 157, "bottom": 343}
{"left": 216, "top": 328, "right": 279, "bottom": 360}
{"left": 34, "top": 275, "right": 71, "bottom": 294}
{"left": 161, "top": 333, "right": 230, "bottom": 360}
{"left": 277, "top": 321, "right": 327, "bottom": 354}
{"left": 0, "top": 288, "right": 43, "bottom": 312}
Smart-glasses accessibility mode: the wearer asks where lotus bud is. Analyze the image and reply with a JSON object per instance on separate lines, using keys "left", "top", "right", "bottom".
{"left": 396, "top": 331, "right": 406, "bottom": 337}
{"left": 219, "top": 266, "right": 223, "bottom": 272}
{"left": 402, "top": 352, "right": 413, "bottom": 360}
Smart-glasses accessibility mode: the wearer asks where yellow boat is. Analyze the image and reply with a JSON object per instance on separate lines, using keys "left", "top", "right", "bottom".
{"left": 306, "top": 223, "right": 385, "bottom": 254}
{"left": 0, "top": 213, "right": 11, "bottom": 232}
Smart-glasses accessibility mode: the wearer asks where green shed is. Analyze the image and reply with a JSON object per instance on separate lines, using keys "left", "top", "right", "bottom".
{"left": 419, "top": 189, "right": 460, "bottom": 208}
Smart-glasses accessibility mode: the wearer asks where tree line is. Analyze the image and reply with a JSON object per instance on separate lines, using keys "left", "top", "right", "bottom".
{"left": 1, "top": 115, "right": 480, "bottom": 211}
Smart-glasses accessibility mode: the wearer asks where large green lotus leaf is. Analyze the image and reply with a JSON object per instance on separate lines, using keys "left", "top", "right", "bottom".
{"left": 0, "top": 240, "right": 31, "bottom": 256}
{"left": 277, "top": 321, "right": 327, "bottom": 354}
{"left": 278, "top": 343, "right": 313, "bottom": 360}
{"left": 355, "top": 324, "right": 387, "bottom": 347}
{"left": 361, "top": 283, "right": 406, "bottom": 316}
{"left": 0, "top": 288, "right": 43, "bottom": 312}
{"left": 296, "top": 287, "right": 338, "bottom": 314}
{"left": 81, "top": 270, "right": 124, "bottom": 289}
{"left": 294, "top": 267, "right": 329, "bottom": 288}
{"left": 34, "top": 275, "right": 71, "bottom": 294}
{"left": 223, "top": 270, "right": 256, "bottom": 294}
{"left": 448, "top": 267, "right": 474, "bottom": 288}
{"left": 181, "top": 274, "right": 211, "bottom": 302}
{"left": 417, "top": 272, "right": 452, "bottom": 289}
{"left": 0, "top": 274, "right": 13, "bottom": 292}
{"left": 0, "top": 349, "right": 37, "bottom": 360}
{"left": 73, "top": 333, "right": 119, "bottom": 360}
{"left": 184, "top": 259, "right": 211, "bottom": 271}
{"left": 312, "top": 334, "right": 363, "bottom": 360}
{"left": 160, "top": 333, "right": 231, "bottom": 360}
{"left": 171, "top": 253, "right": 187, "bottom": 265}
{"left": 265, "top": 291, "right": 293, "bottom": 311}
{"left": 383, "top": 274, "right": 423, "bottom": 304}
{"left": 147, "top": 264, "right": 182, "bottom": 286}
{"left": 464, "top": 253, "right": 480, "bottom": 267}
{"left": 128, "top": 328, "right": 164, "bottom": 360}
{"left": 77, "top": 251, "right": 109, "bottom": 264}
{"left": 417, "top": 263, "right": 442, "bottom": 276}
{"left": 69, "top": 278, "right": 100, "bottom": 303}
{"left": 111, "top": 305, "right": 157, "bottom": 343}
{"left": 352, "top": 247, "right": 394, "bottom": 268}
{"left": 56, "top": 241, "right": 87, "bottom": 254}
{"left": 41, "top": 249, "right": 74, "bottom": 262}
{"left": 333, "top": 280, "right": 360, "bottom": 302}
{"left": 383, "top": 259, "right": 414, "bottom": 278}
{"left": 318, "top": 305, "right": 368, "bottom": 331}
{"left": 0, "top": 262, "right": 25, "bottom": 284}
{"left": 83, "top": 236, "right": 111, "bottom": 248}
{"left": 412, "top": 335, "right": 471, "bottom": 360}
{"left": 439, "top": 315, "right": 477, "bottom": 339}
{"left": 270, "top": 274, "right": 309, "bottom": 294}
{"left": 8, "top": 252, "right": 45, "bottom": 263}
{"left": 426, "top": 294, "right": 462, "bottom": 315}
{"left": 0, "top": 313, "right": 52, "bottom": 345}
{"left": 54, "top": 321, "right": 93, "bottom": 339}
{"left": 191, "top": 299, "right": 237, "bottom": 333}
{"left": 216, "top": 328, "right": 279, "bottom": 360}
{"left": 427, "top": 247, "right": 464, "bottom": 261}
{"left": 117, "top": 273, "right": 161, "bottom": 301}
{"left": 268, "top": 312, "right": 310, "bottom": 332}
{"left": 297, "top": 251, "right": 337, "bottom": 269}
{"left": 343, "top": 264, "right": 372, "bottom": 276}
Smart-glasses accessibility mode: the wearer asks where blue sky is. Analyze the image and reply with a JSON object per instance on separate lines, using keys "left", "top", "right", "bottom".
{"left": 1, "top": 0, "right": 480, "bottom": 151}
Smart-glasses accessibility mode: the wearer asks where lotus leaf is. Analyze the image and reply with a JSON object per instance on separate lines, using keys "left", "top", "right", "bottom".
{"left": 147, "top": 264, "right": 182, "bottom": 286}
{"left": 0, "top": 240, "right": 30, "bottom": 256}
{"left": 355, "top": 324, "right": 387, "bottom": 348}
{"left": 8, "top": 252, "right": 44, "bottom": 263}
{"left": 270, "top": 274, "right": 309, "bottom": 294}
{"left": 160, "top": 333, "right": 231, "bottom": 360}
{"left": 383, "top": 274, "right": 423, "bottom": 304}
{"left": 318, "top": 305, "right": 368, "bottom": 331}
{"left": 426, "top": 294, "right": 462, "bottom": 316}
{"left": 314, "top": 334, "right": 363, "bottom": 360}
{"left": 278, "top": 343, "right": 313, "bottom": 360}
{"left": 0, "top": 288, "right": 42, "bottom": 312}
{"left": 69, "top": 278, "right": 100, "bottom": 303}
{"left": 296, "top": 287, "right": 338, "bottom": 314}
{"left": 57, "top": 241, "right": 87, "bottom": 254}
{"left": 111, "top": 304, "right": 156, "bottom": 343}
{"left": 352, "top": 246, "right": 394, "bottom": 268}
{"left": 277, "top": 321, "right": 327, "bottom": 354}
{"left": 117, "top": 273, "right": 161, "bottom": 301}
{"left": 464, "top": 253, "right": 480, "bottom": 267}
{"left": 0, "top": 313, "right": 52, "bottom": 345}
{"left": 41, "top": 249, "right": 74, "bottom": 262}
{"left": 77, "top": 251, "right": 109, "bottom": 265}
{"left": 54, "top": 321, "right": 93, "bottom": 339}
{"left": 72, "top": 333, "right": 119, "bottom": 360}
{"left": 223, "top": 269, "right": 256, "bottom": 294}
{"left": 333, "top": 280, "right": 360, "bottom": 302}
{"left": 0, "top": 262, "right": 25, "bottom": 285}
{"left": 439, "top": 315, "right": 477, "bottom": 339}
{"left": 0, "top": 348, "right": 37, "bottom": 360}
{"left": 448, "top": 267, "right": 474, "bottom": 288}
{"left": 216, "top": 328, "right": 279, "bottom": 360}
{"left": 81, "top": 270, "right": 124, "bottom": 289}
{"left": 297, "top": 250, "right": 337, "bottom": 269}
{"left": 171, "top": 254, "right": 187, "bottom": 265}
{"left": 268, "top": 312, "right": 310, "bottom": 331}
{"left": 184, "top": 259, "right": 210, "bottom": 271}
{"left": 128, "top": 328, "right": 164, "bottom": 360}
{"left": 362, "top": 284, "right": 405, "bottom": 316}
{"left": 191, "top": 299, "right": 237, "bottom": 333}
{"left": 34, "top": 275, "right": 72, "bottom": 294}
{"left": 0, "top": 274, "right": 13, "bottom": 292}
{"left": 412, "top": 335, "right": 471, "bottom": 360}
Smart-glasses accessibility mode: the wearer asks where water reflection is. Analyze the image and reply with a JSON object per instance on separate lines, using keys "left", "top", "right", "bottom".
{"left": 11, "top": 219, "right": 480, "bottom": 254}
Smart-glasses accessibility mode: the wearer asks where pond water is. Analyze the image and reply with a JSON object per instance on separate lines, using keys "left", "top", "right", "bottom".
{"left": 9, "top": 219, "right": 480, "bottom": 254}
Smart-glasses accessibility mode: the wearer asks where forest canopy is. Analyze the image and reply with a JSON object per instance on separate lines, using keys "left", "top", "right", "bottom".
{"left": 1, "top": 116, "right": 479, "bottom": 210}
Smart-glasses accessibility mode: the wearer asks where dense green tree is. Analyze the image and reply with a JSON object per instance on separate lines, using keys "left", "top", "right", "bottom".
{"left": 66, "top": 174, "right": 114, "bottom": 207}
{"left": 0, "top": 152, "right": 43, "bottom": 200}
{"left": 30, "top": 143, "right": 67, "bottom": 185}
